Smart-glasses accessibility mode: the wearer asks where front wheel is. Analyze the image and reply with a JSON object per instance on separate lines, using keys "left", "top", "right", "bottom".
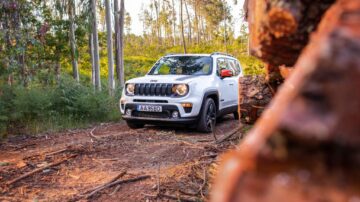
{"left": 126, "top": 121, "right": 145, "bottom": 129}
{"left": 197, "top": 98, "right": 217, "bottom": 133}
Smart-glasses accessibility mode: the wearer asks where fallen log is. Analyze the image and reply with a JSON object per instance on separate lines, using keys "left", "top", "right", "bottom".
{"left": 212, "top": 0, "right": 360, "bottom": 201}
{"left": 216, "top": 126, "right": 241, "bottom": 144}
{"left": 6, "top": 154, "right": 77, "bottom": 186}
{"left": 239, "top": 75, "right": 273, "bottom": 123}
{"left": 84, "top": 175, "right": 150, "bottom": 199}
{"left": 82, "top": 170, "right": 127, "bottom": 196}
{"left": 246, "top": 0, "right": 335, "bottom": 79}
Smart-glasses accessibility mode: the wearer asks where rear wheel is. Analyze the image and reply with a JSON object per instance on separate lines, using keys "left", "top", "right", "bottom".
{"left": 233, "top": 111, "right": 240, "bottom": 120}
{"left": 126, "top": 121, "right": 145, "bottom": 129}
{"left": 197, "top": 98, "right": 217, "bottom": 133}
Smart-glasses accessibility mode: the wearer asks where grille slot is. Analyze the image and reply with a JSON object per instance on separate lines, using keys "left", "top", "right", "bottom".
{"left": 134, "top": 83, "right": 174, "bottom": 96}
{"left": 132, "top": 111, "right": 170, "bottom": 119}
{"left": 133, "top": 99, "right": 168, "bottom": 103}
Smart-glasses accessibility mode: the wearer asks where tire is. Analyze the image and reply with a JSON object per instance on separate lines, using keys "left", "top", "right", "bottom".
{"left": 197, "top": 98, "right": 217, "bottom": 133}
{"left": 233, "top": 111, "right": 240, "bottom": 120}
{"left": 126, "top": 121, "right": 145, "bottom": 129}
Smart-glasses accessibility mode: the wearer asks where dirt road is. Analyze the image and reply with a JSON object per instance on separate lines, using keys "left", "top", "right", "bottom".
{"left": 0, "top": 116, "right": 241, "bottom": 201}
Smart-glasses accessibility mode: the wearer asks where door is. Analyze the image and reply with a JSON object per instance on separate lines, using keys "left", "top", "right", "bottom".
{"left": 217, "top": 58, "right": 236, "bottom": 110}
{"left": 227, "top": 59, "right": 242, "bottom": 106}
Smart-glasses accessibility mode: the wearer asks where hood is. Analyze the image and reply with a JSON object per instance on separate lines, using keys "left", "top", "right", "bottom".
{"left": 126, "top": 74, "right": 207, "bottom": 84}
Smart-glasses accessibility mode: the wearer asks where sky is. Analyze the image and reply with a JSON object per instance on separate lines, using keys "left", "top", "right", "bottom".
{"left": 125, "top": 0, "right": 246, "bottom": 37}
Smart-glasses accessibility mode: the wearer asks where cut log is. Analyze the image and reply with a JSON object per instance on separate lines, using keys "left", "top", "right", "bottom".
{"left": 246, "top": 0, "right": 335, "bottom": 79}
{"left": 238, "top": 75, "right": 273, "bottom": 123}
{"left": 212, "top": 0, "right": 360, "bottom": 201}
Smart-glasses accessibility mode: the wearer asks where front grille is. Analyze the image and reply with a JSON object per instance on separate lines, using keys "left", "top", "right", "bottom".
{"left": 132, "top": 111, "right": 170, "bottom": 119}
{"left": 134, "top": 83, "right": 173, "bottom": 96}
{"left": 133, "top": 99, "right": 168, "bottom": 103}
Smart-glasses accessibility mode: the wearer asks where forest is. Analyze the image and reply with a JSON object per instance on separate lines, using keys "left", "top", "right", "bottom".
{"left": 0, "top": 0, "right": 262, "bottom": 136}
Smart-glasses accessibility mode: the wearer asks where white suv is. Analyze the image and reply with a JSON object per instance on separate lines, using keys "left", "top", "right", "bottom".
{"left": 120, "top": 52, "right": 243, "bottom": 132}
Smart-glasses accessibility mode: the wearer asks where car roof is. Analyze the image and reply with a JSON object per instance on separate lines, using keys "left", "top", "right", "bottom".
{"left": 164, "top": 53, "right": 237, "bottom": 59}
{"left": 164, "top": 53, "right": 211, "bottom": 57}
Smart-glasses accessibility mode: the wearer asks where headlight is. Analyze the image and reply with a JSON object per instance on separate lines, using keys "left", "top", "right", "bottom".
{"left": 126, "top": 83, "right": 135, "bottom": 95}
{"left": 172, "top": 84, "right": 188, "bottom": 96}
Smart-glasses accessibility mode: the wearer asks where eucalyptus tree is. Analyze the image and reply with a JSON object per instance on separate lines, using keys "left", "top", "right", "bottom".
{"left": 119, "top": 0, "right": 125, "bottom": 88}
{"left": 91, "top": 0, "right": 101, "bottom": 91}
{"left": 105, "top": 0, "right": 115, "bottom": 95}
{"left": 180, "top": 0, "right": 187, "bottom": 53}
{"left": 114, "top": 0, "right": 125, "bottom": 88}
{"left": 67, "top": 0, "right": 79, "bottom": 82}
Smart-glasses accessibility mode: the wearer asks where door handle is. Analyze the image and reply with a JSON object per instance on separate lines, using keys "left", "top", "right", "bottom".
{"left": 229, "top": 83, "right": 234, "bottom": 86}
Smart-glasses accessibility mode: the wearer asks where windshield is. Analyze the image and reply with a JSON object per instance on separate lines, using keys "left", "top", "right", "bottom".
{"left": 148, "top": 56, "right": 213, "bottom": 75}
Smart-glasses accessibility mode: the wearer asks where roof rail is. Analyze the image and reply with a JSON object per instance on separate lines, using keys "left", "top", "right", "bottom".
{"left": 210, "top": 52, "right": 235, "bottom": 58}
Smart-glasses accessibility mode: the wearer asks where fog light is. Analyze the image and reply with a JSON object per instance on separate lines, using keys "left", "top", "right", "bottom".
{"left": 181, "top": 103, "right": 193, "bottom": 108}
{"left": 172, "top": 111, "right": 179, "bottom": 119}
{"left": 126, "top": 109, "right": 132, "bottom": 116}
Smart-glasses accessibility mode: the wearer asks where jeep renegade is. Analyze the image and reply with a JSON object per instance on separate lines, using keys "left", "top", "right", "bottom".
{"left": 120, "top": 52, "right": 243, "bottom": 132}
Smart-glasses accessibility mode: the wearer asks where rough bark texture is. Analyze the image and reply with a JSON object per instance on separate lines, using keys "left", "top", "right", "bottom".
{"left": 105, "top": 0, "right": 115, "bottom": 95}
{"left": 239, "top": 76, "right": 273, "bottom": 123}
{"left": 212, "top": 0, "right": 360, "bottom": 201}
{"left": 246, "top": 0, "right": 334, "bottom": 79}
{"left": 91, "top": 0, "right": 101, "bottom": 91}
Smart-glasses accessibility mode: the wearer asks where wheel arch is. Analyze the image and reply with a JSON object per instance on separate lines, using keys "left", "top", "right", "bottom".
{"left": 201, "top": 90, "right": 220, "bottom": 113}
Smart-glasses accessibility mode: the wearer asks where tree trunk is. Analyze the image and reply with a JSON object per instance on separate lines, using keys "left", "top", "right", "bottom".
{"left": 154, "top": 0, "right": 161, "bottom": 44}
{"left": 69, "top": 0, "right": 79, "bottom": 82}
{"left": 180, "top": 0, "right": 187, "bottom": 53}
{"left": 184, "top": 0, "right": 192, "bottom": 45}
{"left": 114, "top": 0, "right": 121, "bottom": 86}
{"left": 119, "top": 0, "right": 125, "bottom": 88}
{"left": 194, "top": 1, "right": 200, "bottom": 45}
{"left": 171, "top": 0, "right": 176, "bottom": 46}
{"left": 89, "top": 33, "right": 95, "bottom": 87}
{"left": 224, "top": 12, "right": 227, "bottom": 53}
{"left": 105, "top": 0, "right": 115, "bottom": 96}
{"left": 91, "top": 0, "right": 101, "bottom": 91}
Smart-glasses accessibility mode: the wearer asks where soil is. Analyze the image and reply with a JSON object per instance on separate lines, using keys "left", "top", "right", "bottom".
{"left": 0, "top": 115, "right": 241, "bottom": 202}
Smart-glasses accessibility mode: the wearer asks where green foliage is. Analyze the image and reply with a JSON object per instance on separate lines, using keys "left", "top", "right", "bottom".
{"left": 0, "top": 77, "right": 121, "bottom": 136}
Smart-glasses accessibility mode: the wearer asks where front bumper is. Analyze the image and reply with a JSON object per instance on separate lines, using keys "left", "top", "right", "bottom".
{"left": 122, "top": 103, "right": 198, "bottom": 124}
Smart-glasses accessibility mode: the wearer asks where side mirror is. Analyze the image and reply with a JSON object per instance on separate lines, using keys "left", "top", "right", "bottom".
{"left": 220, "top": 69, "right": 233, "bottom": 78}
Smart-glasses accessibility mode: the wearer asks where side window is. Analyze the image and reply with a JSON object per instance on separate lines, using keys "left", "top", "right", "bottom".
{"left": 217, "top": 58, "right": 241, "bottom": 77}
{"left": 217, "top": 58, "right": 229, "bottom": 76}
{"left": 236, "top": 61, "right": 242, "bottom": 75}
{"left": 228, "top": 59, "right": 241, "bottom": 76}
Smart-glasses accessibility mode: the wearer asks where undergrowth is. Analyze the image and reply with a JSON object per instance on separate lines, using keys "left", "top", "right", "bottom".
{"left": 0, "top": 77, "right": 121, "bottom": 137}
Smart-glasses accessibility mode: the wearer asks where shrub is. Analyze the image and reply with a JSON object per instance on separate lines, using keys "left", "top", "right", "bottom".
{"left": 0, "top": 78, "right": 121, "bottom": 136}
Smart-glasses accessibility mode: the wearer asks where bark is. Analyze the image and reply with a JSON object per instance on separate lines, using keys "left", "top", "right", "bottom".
{"left": 246, "top": 0, "right": 334, "bottom": 78}
{"left": 55, "top": 62, "right": 61, "bottom": 83}
{"left": 69, "top": 0, "right": 79, "bottom": 82}
{"left": 119, "top": 0, "right": 125, "bottom": 88}
{"left": 180, "top": 0, "right": 187, "bottom": 53}
{"left": 89, "top": 34, "right": 95, "bottom": 87}
{"left": 184, "top": 0, "right": 192, "bottom": 45}
{"left": 194, "top": 1, "right": 200, "bottom": 45}
{"left": 114, "top": 0, "right": 121, "bottom": 86}
{"left": 105, "top": 0, "right": 115, "bottom": 95}
{"left": 171, "top": 0, "right": 176, "bottom": 46}
{"left": 212, "top": 1, "right": 360, "bottom": 201}
{"left": 91, "top": 0, "right": 101, "bottom": 91}
{"left": 154, "top": 0, "right": 161, "bottom": 44}
{"left": 239, "top": 76, "right": 273, "bottom": 123}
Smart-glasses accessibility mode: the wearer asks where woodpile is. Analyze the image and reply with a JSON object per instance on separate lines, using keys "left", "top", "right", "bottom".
{"left": 238, "top": 75, "right": 273, "bottom": 123}
{"left": 212, "top": 0, "right": 360, "bottom": 201}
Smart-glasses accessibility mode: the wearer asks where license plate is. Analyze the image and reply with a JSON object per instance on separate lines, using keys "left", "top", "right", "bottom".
{"left": 137, "top": 105, "right": 162, "bottom": 112}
